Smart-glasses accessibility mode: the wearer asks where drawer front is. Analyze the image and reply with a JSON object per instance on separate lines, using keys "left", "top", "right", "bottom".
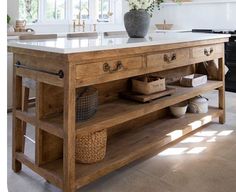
{"left": 76, "top": 56, "right": 144, "bottom": 86}
{"left": 147, "top": 48, "right": 190, "bottom": 71}
{"left": 190, "top": 44, "right": 224, "bottom": 60}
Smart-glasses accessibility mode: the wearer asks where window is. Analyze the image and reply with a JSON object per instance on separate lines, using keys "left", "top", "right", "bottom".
{"left": 19, "top": 0, "right": 38, "bottom": 23}
{"left": 98, "top": 0, "right": 110, "bottom": 21}
{"left": 19, "top": 0, "right": 120, "bottom": 24}
{"left": 45, "top": 0, "right": 65, "bottom": 20}
{"left": 72, "top": 0, "right": 89, "bottom": 20}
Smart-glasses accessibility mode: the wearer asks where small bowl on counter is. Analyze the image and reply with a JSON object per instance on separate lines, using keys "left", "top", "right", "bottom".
{"left": 170, "top": 101, "right": 188, "bottom": 118}
{"left": 155, "top": 24, "right": 173, "bottom": 30}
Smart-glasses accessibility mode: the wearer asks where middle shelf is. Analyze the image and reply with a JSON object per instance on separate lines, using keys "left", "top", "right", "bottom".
{"left": 15, "top": 80, "right": 223, "bottom": 138}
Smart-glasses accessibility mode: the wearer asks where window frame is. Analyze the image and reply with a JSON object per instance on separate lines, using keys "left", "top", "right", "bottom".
{"left": 22, "top": 0, "right": 117, "bottom": 25}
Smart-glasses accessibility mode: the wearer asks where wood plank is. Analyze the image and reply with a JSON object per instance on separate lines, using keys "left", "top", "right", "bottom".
{"left": 120, "top": 87, "right": 176, "bottom": 103}
{"left": 63, "top": 58, "right": 77, "bottom": 191}
{"left": 40, "top": 107, "right": 222, "bottom": 189}
{"left": 12, "top": 53, "right": 24, "bottom": 172}
{"left": 15, "top": 109, "right": 36, "bottom": 126}
{"left": 67, "top": 39, "right": 229, "bottom": 63}
{"left": 15, "top": 152, "right": 63, "bottom": 188}
{"left": 38, "top": 80, "right": 223, "bottom": 137}
{"left": 218, "top": 57, "right": 225, "bottom": 124}
{"left": 37, "top": 82, "right": 63, "bottom": 165}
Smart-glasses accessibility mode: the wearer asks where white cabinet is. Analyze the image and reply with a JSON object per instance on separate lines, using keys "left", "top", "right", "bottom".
{"left": 7, "top": 52, "right": 13, "bottom": 110}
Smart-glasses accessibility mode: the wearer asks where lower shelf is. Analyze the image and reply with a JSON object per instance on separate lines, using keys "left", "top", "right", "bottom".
{"left": 25, "top": 107, "right": 222, "bottom": 189}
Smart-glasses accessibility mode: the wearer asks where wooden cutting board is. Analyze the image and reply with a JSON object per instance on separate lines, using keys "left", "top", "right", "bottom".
{"left": 120, "top": 87, "right": 176, "bottom": 103}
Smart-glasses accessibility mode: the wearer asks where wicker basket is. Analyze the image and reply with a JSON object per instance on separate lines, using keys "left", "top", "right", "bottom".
{"left": 76, "top": 87, "right": 98, "bottom": 122}
{"left": 76, "top": 129, "right": 107, "bottom": 164}
{"left": 132, "top": 75, "right": 166, "bottom": 95}
{"left": 180, "top": 74, "right": 207, "bottom": 87}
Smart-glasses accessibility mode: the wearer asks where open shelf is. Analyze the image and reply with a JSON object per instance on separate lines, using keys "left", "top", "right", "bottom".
{"left": 16, "top": 80, "right": 223, "bottom": 138}
{"left": 15, "top": 108, "right": 36, "bottom": 126}
{"left": 17, "top": 107, "right": 222, "bottom": 189}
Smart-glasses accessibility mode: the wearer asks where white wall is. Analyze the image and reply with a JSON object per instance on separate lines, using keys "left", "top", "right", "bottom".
{"left": 152, "top": 1, "right": 236, "bottom": 30}
{"left": 7, "top": 0, "right": 19, "bottom": 25}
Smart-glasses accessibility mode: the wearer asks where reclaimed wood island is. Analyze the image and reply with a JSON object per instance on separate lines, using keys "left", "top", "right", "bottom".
{"left": 8, "top": 32, "right": 229, "bottom": 192}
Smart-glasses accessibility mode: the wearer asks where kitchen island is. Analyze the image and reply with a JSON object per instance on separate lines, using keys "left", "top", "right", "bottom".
{"left": 8, "top": 32, "right": 229, "bottom": 192}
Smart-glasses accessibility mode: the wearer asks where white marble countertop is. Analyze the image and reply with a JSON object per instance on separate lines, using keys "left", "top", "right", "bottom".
{"left": 8, "top": 32, "right": 230, "bottom": 54}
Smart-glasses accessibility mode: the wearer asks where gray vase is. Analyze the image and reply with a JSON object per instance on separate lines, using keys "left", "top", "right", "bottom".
{"left": 124, "top": 9, "right": 150, "bottom": 38}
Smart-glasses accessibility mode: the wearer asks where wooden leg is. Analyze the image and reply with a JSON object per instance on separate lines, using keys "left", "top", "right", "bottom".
{"left": 63, "top": 65, "right": 76, "bottom": 192}
{"left": 21, "top": 86, "right": 30, "bottom": 152}
{"left": 12, "top": 74, "right": 23, "bottom": 172}
{"left": 218, "top": 58, "right": 225, "bottom": 124}
{"left": 219, "top": 86, "right": 225, "bottom": 124}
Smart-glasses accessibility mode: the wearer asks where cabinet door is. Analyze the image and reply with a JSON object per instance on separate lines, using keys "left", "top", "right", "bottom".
{"left": 7, "top": 52, "right": 13, "bottom": 110}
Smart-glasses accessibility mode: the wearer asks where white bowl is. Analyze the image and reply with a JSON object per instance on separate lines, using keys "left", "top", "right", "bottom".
{"left": 170, "top": 102, "right": 188, "bottom": 118}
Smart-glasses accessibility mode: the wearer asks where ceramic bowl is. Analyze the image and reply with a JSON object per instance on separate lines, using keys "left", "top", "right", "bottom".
{"left": 155, "top": 24, "right": 173, "bottom": 30}
{"left": 170, "top": 102, "right": 188, "bottom": 118}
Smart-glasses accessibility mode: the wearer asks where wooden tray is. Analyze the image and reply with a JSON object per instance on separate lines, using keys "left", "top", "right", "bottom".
{"left": 120, "top": 87, "right": 176, "bottom": 103}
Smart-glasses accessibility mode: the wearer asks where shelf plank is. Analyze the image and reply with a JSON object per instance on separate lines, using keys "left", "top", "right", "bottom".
{"left": 19, "top": 81, "right": 222, "bottom": 139}
{"left": 39, "top": 113, "right": 64, "bottom": 138}
{"left": 15, "top": 109, "right": 36, "bottom": 126}
{"left": 40, "top": 107, "right": 222, "bottom": 189}
{"left": 15, "top": 152, "right": 63, "bottom": 188}
{"left": 76, "top": 80, "right": 223, "bottom": 135}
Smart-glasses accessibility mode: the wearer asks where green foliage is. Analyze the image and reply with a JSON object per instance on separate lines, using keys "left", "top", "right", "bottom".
{"left": 146, "top": 0, "right": 164, "bottom": 17}
{"left": 7, "top": 14, "right": 11, "bottom": 24}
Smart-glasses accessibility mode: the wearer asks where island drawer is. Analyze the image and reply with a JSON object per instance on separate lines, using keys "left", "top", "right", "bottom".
{"left": 76, "top": 56, "right": 145, "bottom": 86}
{"left": 147, "top": 48, "right": 190, "bottom": 71}
{"left": 190, "top": 44, "right": 224, "bottom": 60}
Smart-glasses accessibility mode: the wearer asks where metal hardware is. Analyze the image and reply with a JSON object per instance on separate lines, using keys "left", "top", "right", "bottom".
{"left": 73, "top": 16, "right": 85, "bottom": 32}
{"left": 164, "top": 53, "right": 177, "bottom": 63}
{"left": 204, "top": 48, "right": 214, "bottom": 56}
{"left": 15, "top": 61, "right": 64, "bottom": 79}
{"left": 103, "top": 61, "right": 124, "bottom": 73}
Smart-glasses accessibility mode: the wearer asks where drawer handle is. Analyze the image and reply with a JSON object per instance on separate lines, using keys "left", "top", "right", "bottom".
{"left": 164, "top": 53, "right": 177, "bottom": 63}
{"left": 204, "top": 48, "right": 214, "bottom": 56}
{"left": 103, "top": 61, "right": 124, "bottom": 73}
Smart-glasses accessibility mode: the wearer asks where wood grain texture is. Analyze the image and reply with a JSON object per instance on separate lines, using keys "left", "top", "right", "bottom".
{"left": 10, "top": 38, "right": 227, "bottom": 192}
{"left": 63, "top": 62, "right": 76, "bottom": 192}
{"left": 39, "top": 107, "right": 222, "bottom": 189}
{"left": 76, "top": 56, "right": 144, "bottom": 87}
{"left": 147, "top": 48, "right": 190, "bottom": 71}
{"left": 218, "top": 57, "right": 225, "bottom": 124}
{"left": 36, "top": 80, "right": 223, "bottom": 137}
{"left": 12, "top": 53, "right": 23, "bottom": 172}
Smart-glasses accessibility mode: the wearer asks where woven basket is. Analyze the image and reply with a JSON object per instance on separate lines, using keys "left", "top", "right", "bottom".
{"left": 76, "top": 87, "right": 98, "bottom": 122}
{"left": 76, "top": 129, "right": 107, "bottom": 164}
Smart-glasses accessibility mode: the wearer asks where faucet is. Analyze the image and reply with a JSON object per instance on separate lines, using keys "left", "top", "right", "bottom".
{"left": 73, "top": 13, "right": 85, "bottom": 32}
